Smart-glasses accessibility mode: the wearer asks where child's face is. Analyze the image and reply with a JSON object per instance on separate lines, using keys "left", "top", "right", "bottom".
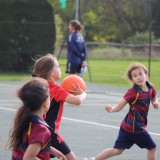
{"left": 131, "top": 68, "right": 147, "bottom": 86}
{"left": 52, "top": 59, "right": 61, "bottom": 81}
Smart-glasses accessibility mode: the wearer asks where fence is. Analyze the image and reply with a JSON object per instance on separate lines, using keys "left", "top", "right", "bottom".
{"left": 55, "top": 41, "right": 160, "bottom": 59}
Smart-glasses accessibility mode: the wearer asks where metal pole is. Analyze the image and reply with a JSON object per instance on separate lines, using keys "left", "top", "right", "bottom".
{"left": 75, "top": 0, "right": 92, "bottom": 82}
{"left": 148, "top": 25, "right": 152, "bottom": 78}
{"left": 148, "top": 0, "right": 152, "bottom": 78}
{"left": 75, "top": 0, "right": 79, "bottom": 20}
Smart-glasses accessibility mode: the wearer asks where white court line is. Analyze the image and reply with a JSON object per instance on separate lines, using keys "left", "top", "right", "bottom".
{"left": 0, "top": 107, "right": 17, "bottom": 111}
{"left": 0, "top": 84, "right": 18, "bottom": 87}
{"left": 63, "top": 117, "right": 160, "bottom": 136}
{"left": 0, "top": 107, "right": 160, "bottom": 136}
{"left": 62, "top": 117, "right": 119, "bottom": 129}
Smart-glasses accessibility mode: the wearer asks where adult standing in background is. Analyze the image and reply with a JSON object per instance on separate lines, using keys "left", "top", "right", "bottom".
{"left": 66, "top": 20, "right": 87, "bottom": 76}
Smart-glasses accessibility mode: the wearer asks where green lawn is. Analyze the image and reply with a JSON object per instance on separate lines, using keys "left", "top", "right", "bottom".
{"left": 0, "top": 73, "right": 31, "bottom": 81}
{"left": 59, "top": 58, "right": 159, "bottom": 89}
{"left": 0, "top": 58, "right": 159, "bottom": 89}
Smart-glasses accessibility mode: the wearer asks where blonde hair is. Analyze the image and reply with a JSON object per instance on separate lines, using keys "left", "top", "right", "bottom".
{"left": 127, "top": 62, "right": 148, "bottom": 80}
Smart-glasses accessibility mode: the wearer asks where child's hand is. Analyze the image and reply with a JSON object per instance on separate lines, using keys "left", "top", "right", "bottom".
{"left": 50, "top": 147, "right": 67, "bottom": 160}
{"left": 153, "top": 102, "right": 160, "bottom": 109}
{"left": 105, "top": 105, "right": 113, "bottom": 112}
{"left": 55, "top": 151, "right": 67, "bottom": 160}
{"left": 69, "top": 83, "right": 84, "bottom": 95}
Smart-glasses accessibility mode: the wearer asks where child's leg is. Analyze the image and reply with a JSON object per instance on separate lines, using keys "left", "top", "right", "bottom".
{"left": 147, "top": 148, "right": 156, "bottom": 160}
{"left": 95, "top": 148, "right": 124, "bottom": 160}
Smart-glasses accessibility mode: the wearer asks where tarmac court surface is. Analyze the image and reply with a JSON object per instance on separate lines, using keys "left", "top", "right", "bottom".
{"left": 0, "top": 81, "right": 160, "bottom": 160}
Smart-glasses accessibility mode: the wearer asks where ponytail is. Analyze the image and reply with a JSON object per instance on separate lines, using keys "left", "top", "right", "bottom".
{"left": 7, "top": 105, "right": 31, "bottom": 150}
{"left": 7, "top": 79, "right": 49, "bottom": 151}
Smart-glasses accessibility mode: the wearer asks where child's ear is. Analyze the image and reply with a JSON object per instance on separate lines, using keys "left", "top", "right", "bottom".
{"left": 49, "top": 70, "right": 54, "bottom": 76}
{"left": 43, "top": 99, "right": 50, "bottom": 109}
{"left": 42, "top": 101, "right": 47, "bottom": 108}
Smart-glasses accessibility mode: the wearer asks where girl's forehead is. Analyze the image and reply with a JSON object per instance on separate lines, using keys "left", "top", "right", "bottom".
{"left": 131, "top": 68, "right": 143, "bottom": 73}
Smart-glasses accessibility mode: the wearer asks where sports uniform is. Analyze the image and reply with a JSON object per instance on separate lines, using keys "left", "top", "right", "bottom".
{"left": 12, "top": 115, "right": 52, "bottom": 160}
{"left": 66, "top": 32, "right": 87, "bottom": 74}
{"left": 45, "top": 81, "right": 70, "bottom": 156}
{"left": 114, "top": 81, "right": 156, "bottom": 149}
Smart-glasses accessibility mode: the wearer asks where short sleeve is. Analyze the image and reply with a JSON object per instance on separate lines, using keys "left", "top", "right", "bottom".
{"left": 49, "top": 82, "right": 69, "bottom": 102}
{"left": 151, "top": 86, "right": 157, "bottom": 99}
{"left": 123, "top": 88, "right": 137, "bottom": 104}
{"left": 28, "top": 123, "right": 51, "bottom": 148}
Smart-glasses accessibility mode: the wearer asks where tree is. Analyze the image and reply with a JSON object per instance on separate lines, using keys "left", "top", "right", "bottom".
{"left": 152, "top": 0, "right": 160, "bottom": 38}
{"left": 49, "top": 0, "right": 159, "bottom": 45}
{"left": 0, "top": 0, "right": 55, "bottom": 72}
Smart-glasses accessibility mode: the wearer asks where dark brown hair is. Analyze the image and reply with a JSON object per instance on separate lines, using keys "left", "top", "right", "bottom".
{"left": 7, "top": 79, "right": 49, "bottom": 151}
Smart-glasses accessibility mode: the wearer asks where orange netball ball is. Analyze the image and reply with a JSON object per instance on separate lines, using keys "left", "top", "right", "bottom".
{"left": 61, "top": 75, "right": 86, "bottom": 94}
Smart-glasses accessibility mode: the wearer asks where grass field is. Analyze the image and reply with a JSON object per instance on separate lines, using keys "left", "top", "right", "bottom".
{"left": 0, "top": 58, "right": 159, "bottom": 89}
{"left": 81, "top": 58, "right": 160, "bottom": 89}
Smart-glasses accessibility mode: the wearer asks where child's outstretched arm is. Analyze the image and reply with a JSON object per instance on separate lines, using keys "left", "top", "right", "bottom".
{"left": 68, "top": 83, "right": 85, "bottom": 95}
{"left": 106, "top": 98, "right": 127, "bottom": 113}
{"left": 151, "top": 96, "right": 160, "bottom": 109}
{"left": 65, "top": 91, "right": 86, "bottom": 105}
{"left": 65, "top": 83, "right": 86, "bottom": 105}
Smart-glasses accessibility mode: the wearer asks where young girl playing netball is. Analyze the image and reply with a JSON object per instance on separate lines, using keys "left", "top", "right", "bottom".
{"left": 7, "top": 79, "right": 66, "bottom": 160}
{"left": 32, "top": 53, "right": 86, "bottom": 160}
{"left": 84, "top": 62, "right": 159, "bottom": 160}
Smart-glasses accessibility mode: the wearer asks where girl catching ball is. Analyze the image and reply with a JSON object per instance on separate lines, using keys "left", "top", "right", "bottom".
{"left": 32, "top": 53, "right": 86, "bottom": 160}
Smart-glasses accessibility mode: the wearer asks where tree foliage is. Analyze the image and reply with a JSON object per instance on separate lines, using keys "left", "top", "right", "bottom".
{"left": 0, "top": 0, "right": 160, "bottom": 72}
{"left": 50, "top": 0, "right": 159, "bottom": 44}
{"left": 0, "top": 0, "right": 55, "bottom": 72}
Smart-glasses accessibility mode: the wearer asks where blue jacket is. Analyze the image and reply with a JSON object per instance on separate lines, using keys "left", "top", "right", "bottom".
{"left": 67, "top": 32, "right": 87, "bottom": 64}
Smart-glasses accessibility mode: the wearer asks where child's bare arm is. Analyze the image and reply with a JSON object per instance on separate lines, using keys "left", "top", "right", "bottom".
{"left": 151, "top": 97, "right": 159, "bottom": 109}
{"left": 50, "top": 147, "right": 67, "bottom": 160}
{"left": 65, "top": 83, "right": 86, "bottom": 105}
{"left": 65, "top": 92, "right": 86, "bottom": 105}
{"left": 23, "top": 143, "right": 41, "bottom": 160}
{"left": 106, "top": 98, "right": 127, "bottom": 112}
